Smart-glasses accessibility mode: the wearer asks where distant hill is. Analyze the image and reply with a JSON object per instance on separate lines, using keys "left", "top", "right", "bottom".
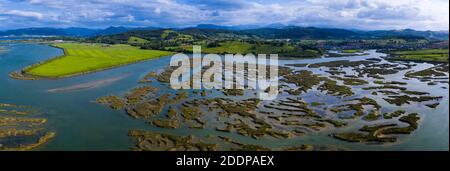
{"left": 194, "top": 24, "right": 239, "bottom": 30}
{"left": 241, "top": 26, "right": 449, "bottom": 40}
{"left": 189, "top": 26, "right": 449, "bottom": 40}
{"left": 365, "top": 29, "right": 449, "bottom": 40}
{"left": 94, "top": 26, "right": 131, "bottom": 36}
{"left": 242, "top": 26, "right": 361, "bottom": 39}
{"left": 94, "top": 26, "right": 160, "bottom": 36}
{"left": 190, "top": 25, "right": 448, "bottom": 40}
{"left": 193, "top": 24, "right": 261, "bottom": 30}
{"left": 1, "top": 25, "right": 448, "bottom": 40}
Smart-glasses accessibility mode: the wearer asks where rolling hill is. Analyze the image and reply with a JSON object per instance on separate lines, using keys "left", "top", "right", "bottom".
{"left": 1, "top": 25, "right": 448, "bottom": 41}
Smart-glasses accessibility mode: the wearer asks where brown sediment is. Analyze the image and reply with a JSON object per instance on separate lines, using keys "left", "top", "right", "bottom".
{"left": 310, "top": 102, "right": 324, "bottom": 107}
{"left": 406, "top": 65, "right": 448, "bottom": 79}
{"left": 278, "top": 66, "right": 294, "bottom": 77}
{"left": 383, "top": 95, "right": 442, "bottom": 106}
{"left": 401, "top": 90, "right": 430, "bottom": 95}
{"left": 380, "top": 113, "right": 420, "bottom": 135}
{"left": 373, "top": 80, "right": 407, "bottom": 85}
{"left": 225, "top": 119, "right": 292, "bottom": 139}
{"left": 2, "top": 132, "right": 56, "bottom": 151}
{"left": 333, "top": 124, "right": 398, "bottom": 143}
{"left": 0, "top": 109, "right": 29, "bottom": 115}
{"left": 318, "top": 80, "right": 354, "bottom": 97}
{"left": 281, "top": 70, "right": 327, "bottom": 93}
{"left": 157, "top": 66, "right": 178, "bottom": 83}
{"left": 383, "top": 110, "right": 405, "bottom": 119}
{"left": 308, "top": 60, "right": 375, "bottom": 68}
{"left": 0, "top": 128, "right": 42, "bottom": 138}
{"left": 281, "top": 70, "right": 356, "bottom": 97}
{"left": 362, "top": 109, "right": 381, "bottom": 121}
{"left": 0, "top": 117, "right": 47, "bottom": 125}
{"left": 333, "top": 113, "right": 421, "bottom": 143}
{"left": 129, "top": 130, "right": 218, "bottom": 151}
{"left": 367, "top": 74, "right": 385, "bottom": 79}
{"left": 8, "top": 71, "right": 40, "bottom": 80}
{"left": 125, "top": 86, "right": 159, "bottom": 105}
{"left": 178, "top": 105, "right": 206, "bottom": 129}
{"left": 167, "top": 106, "right": 178, "bottom": 119}
{"left": 325, "top": 70, "right": 346, "bottom": 75}
{"left": 330, "top": 76, "right": 368, "bottom": 86}
{"left": 425, "top": 103, "right": 440, "bottom": 109}
{"left": 331, "top": 97, "right": 380, "bottom": 118}
{"left": 233, "top": 144, "right": 272, "bottom": 151}
{"left": 363, "top": 85, "right": 407, "bottom": 91}
{"left": 128, "top": 130, "right": 335, "bottom": 151}
{"left": 355, "top": 67, "right": 399, "bottom": 75}
{"left": 96, "top": 96, "right": 126, "bottom": 110}
{"left": 126, "top": 94, "right": 170, "bottom": 119}
{"left": 171, "top": 92, "right": 189, "bottom": 103}
{"left": 427, "top": 82, "right": 437, "bottom": 86}
{"left": 222, "top": 89, "right": 244, "bottom": 96}
{"left": 139, "top": 71, "right": 157, "bottom": 83}
{"left": 376, "top": 90, "right": 399, "bottom": 95}
{"left": 152, "top": 119, "right": 180, "bottom": 129}
{"left": 1, "top": 103, "right": 55, "bottom": 151}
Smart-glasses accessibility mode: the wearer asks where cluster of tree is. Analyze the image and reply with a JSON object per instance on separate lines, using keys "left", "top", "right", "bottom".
{"left": 83, "top": 27, "right": 447, "bottom": 57}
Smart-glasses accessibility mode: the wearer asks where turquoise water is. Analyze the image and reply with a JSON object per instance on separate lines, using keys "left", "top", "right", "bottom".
{"left": 0, "top": 43, "right": 448, "bottom": 151}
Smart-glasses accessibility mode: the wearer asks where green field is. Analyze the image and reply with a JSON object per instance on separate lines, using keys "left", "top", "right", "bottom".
{"left": 25, "top": 43, "right": 174, "bottom": 78}
{"left": 389, "top": 49, "right": 449, "bottom": 63}
{"left": 251, "top": 44, "right": 295, "bottom": 54}
{"left": 127, "top": 36, "right": 149, "bottom": 44}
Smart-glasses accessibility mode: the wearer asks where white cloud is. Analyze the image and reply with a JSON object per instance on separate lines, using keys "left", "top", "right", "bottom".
{"left": 2, "top": 10, "right": 44, "bottom": 19}
{"left": 0, "top": 0, "right": 447, "bottom": 30}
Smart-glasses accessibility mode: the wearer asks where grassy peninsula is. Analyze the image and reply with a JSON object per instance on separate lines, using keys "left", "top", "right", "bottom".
{"left": 16, "top": 43, "right": 174, "bottom": 79}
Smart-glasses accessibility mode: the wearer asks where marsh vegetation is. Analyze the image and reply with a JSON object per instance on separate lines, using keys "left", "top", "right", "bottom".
{"left": 0, "top": 103, "right": 55, "bottom": 151}
{"left": 93, "top": 50, "right": 448, "bottom": 150}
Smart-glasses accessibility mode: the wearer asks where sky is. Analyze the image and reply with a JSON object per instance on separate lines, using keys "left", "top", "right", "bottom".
{"left": 0, "top": 0, "right": 448, "bottom": 31}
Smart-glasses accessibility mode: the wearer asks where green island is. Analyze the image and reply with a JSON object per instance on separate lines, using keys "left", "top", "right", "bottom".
{"left": 10, "top": 43, "right": 174, "bottom": 79}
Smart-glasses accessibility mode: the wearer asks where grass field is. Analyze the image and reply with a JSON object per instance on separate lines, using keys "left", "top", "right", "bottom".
{"left": 25, "top": 43, "right": 174, "bottom": 78}
{"left": 389, "top": 49, "right": 449, "bottom": 63}
{"left": 251, "top": 44, "right": 295, "bottom": 54}
{"left": 128, "top": 36, "right": 149, "bottom": 44}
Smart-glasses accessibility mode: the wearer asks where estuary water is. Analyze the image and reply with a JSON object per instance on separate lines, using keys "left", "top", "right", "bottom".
{"left": 0, "top": 42, "right": 448, "bottom": 151}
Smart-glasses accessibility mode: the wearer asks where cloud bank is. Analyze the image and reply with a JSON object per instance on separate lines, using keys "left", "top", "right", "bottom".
{"left": 0, "top": 0, "right": 448, "bottom": 30}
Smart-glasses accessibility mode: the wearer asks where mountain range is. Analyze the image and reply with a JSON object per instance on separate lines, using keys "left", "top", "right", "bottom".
{"left": 0, "top": 25, "right": 448, "bottom": 40}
